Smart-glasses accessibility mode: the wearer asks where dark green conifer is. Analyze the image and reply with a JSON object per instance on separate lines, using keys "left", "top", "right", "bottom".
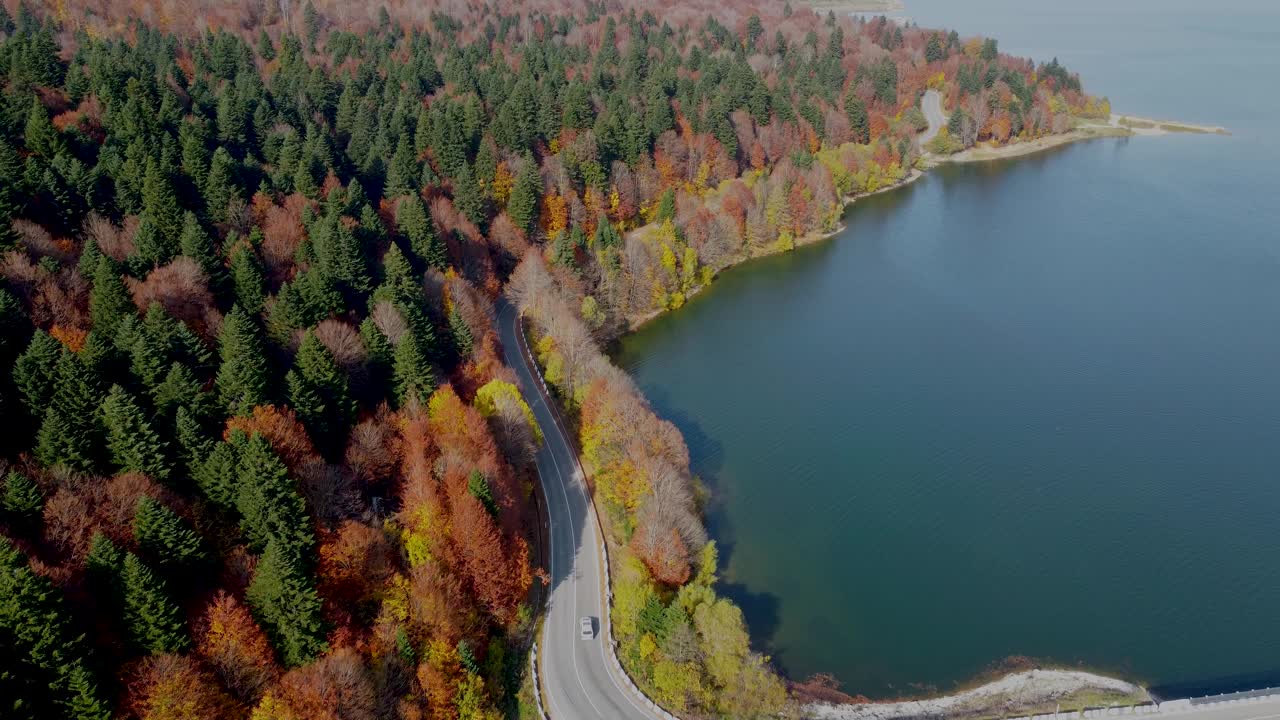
{"left": 392, "top": 331, "right": 435, "bottom": 409}
{"left": 286, "top": 330, "right": 355, "bottom": 450}
{"left": 235, "top": 434, "right": 313, "bottom": 559}
{"left": 23, "top": 95, "right": 63, "bottom": 158}
{"left": 246, "top": 538, "right": 327, "bottom": 667}
{"left": 384, "top": 132, "right": 418, "bottom": 199}
{"left": 204, "top": 147, "right": 239, "bottom": 223}
{"left": 36, "top": 352, "right": 101, "bottom": 472}
{"left": 507, "top": 155, "right": 540, "bottom": 233}
{"left": 179, "top": 211, "right": 226, "bottom": 293}
{"left": 194, "top": 439, "right": 240, "bottom": 510}
{"left": 12, "top": 330, "right": 62, "bottom": 413}
{"left": 216, "top": 305, "right": 269, "bottom": 416}
{"left": 134, "top": 496, "right": 206, "bottom": 568}
{"left": 120, "top": 552, "right": 189, "bottom": 654}
{"left": 453, "top": 161, "right": 485, "bottom": 227}
{"left": 448, "top": 306, "right": 474, "bottom": 359}
{"left": 141, "top": 159, "right": 182, "bottom": 250}
{"left": 89, "top": 256, "right": 133, "bottom": 337}
{"left": 395, "top": 193, "right": 446, "bottom": 270}
{"left": 2, "top": 471, "right": 43, "bottom": 525}
{"left": 229, "top": 242, "right": 266, "bottom": 315}
{"left": 101, "top": 384, "right": 169, "bottom": 481}
{"left": 467, "top": 469, "right": 498, "bottom": 518}
{"left": 0, "top": 537, "right": 109, "bottom": 720}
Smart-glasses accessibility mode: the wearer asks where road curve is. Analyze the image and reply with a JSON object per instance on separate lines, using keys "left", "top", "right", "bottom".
{"left": 920, "top": 88, "right": 947, "bottom": 145}
{"left": 497, "top": 301, "right": 667, "bottom": 720}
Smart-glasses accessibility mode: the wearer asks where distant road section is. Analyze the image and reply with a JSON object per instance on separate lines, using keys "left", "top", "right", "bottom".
{"left": 920, "top": 89, "right": 947, "bottom": 145}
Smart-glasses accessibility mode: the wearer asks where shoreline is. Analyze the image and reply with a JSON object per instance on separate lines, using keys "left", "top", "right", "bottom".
{"left": 624, "top": 110, "right": 1224, "bottom": 334}
{"left": 804, "top": 669, "right": 1150, "bottom": 720}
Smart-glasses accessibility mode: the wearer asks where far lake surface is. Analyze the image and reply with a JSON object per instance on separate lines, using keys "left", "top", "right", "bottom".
{"left": 614, "top": 0, "right": 1280, "bottom": 699}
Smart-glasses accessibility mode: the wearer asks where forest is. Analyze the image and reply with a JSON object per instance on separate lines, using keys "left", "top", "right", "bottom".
{"left": 0, "top": 0, "right": 1103, "bottom": 717}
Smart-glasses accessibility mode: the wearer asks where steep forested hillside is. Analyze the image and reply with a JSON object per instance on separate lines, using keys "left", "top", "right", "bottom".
{"left": 0, "top": 1, "right": 1103, "bottom": 717}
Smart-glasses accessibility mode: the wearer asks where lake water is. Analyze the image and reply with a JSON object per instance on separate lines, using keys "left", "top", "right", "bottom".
{"left": 614, "top": 0, "right": 1280, "bottom": 699}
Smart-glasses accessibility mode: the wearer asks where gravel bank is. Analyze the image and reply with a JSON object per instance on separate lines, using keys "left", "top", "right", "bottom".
{"left": 805, "top": 670, "right": 1148, "bottom": 720}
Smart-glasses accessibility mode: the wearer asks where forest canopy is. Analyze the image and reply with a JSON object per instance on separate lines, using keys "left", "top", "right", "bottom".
{"left": 0, "top": 0, "right": 1101, "bottom": 717}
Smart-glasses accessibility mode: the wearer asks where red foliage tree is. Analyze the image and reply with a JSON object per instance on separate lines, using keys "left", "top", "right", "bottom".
{"left": 225, "top": 405, "right": 317, "bottom": 473}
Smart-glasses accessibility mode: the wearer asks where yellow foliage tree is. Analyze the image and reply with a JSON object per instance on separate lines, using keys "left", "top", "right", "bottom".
{"left": 473, "top": 379, "right": 543, "bottom": 444}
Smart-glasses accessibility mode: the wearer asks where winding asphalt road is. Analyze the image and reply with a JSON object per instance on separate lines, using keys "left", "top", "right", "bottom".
{"left": 497, "top": 301, "right": 665, "bottom": 720}
{"left": 920, "top": 88, "right": 947, "bottom": 145}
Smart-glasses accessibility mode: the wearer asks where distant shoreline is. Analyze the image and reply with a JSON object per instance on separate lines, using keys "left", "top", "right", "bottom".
{"left": 624, "top": 110, "right": 1225, "bottom": 334}
{"left": 800, "top": 0, "right": 906, "bottom": 16}
{"left": 929, "top": 113, "right": 1228, "bottom": 166}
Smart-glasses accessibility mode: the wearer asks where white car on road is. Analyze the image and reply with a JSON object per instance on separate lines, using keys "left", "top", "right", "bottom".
{"left": 579, "top": 616, "right": 595, "bottom": 640}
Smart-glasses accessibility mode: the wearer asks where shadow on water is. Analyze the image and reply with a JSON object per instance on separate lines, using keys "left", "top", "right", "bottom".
{"left": 1149, "top": 669, "right": 1280, "bottom": 701}
{"left": 717, "top": 577, "right": 786, "bottom": 669}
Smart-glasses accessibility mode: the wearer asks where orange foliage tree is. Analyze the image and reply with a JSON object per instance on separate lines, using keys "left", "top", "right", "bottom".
{"left": 196, "top": 592, "right": 279, "bottom": 703}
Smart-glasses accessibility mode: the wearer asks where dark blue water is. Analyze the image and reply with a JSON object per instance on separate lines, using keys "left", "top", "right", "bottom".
{"left": 615, "top": 0, "right": 1280, "bottom": 698}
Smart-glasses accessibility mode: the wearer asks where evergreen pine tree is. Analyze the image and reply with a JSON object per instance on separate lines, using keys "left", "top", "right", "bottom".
{"left": 552, "top": 228, "right": 578, "bottom": 269}
{"left": 0, "top": 537, "right": 109, "bottom": 720}
{"left": 257, "top": 29, "right": 276, "bottom": 60}
{"left": 359, "top": 316, "right": 391, "bottom": 395}
{"left": 235, "top": 433, "right": 314, "bottom": 559}
{"left": 246, "top": 538, "right": 328, "bottom": 668}
{"left": 0, "top": 139, "right": 26, "bottom": 247}
{"left": 63, "top": 665, "right": 112, "bottom": 720}
{"left": 593, "top": 219, "right": 621, "bottom": 249}
{"left": 229, "top": 243, "right": 266, "bottom": 315}
{"left": 124, "top": 335, "right": 166, "bottom": 406}
{"left": 845, "top": 94, "right": 869, "bottom": 144}
{"left": 120, "top": 552, "right": 189, "bottom": 654}
{"left": 204, "top": 147, "right": 239, "bottom": 223}
{"left": 508, "top": 155, "right": 540, "bottom": 233}
{"left": 134, "top": 496, "right": 206, "bottom": 568}
{"left": 395, "top": 194, "right": 446, "bottom": 270}
{"left": 384, "top": 132, "right": 417, "bottom": 199}
{"left": 448, "top": 306, "right": 474, "bottom": 359}
{"left": 89, "top": 256, "right": 133, "bottom": 337}
{"left": 194, "top": 439, "right": 239, "bottom": 510}
{"left": 101, "top": 384, "right": 169, "bottom": 481}
{"left": 153, "top": 361, "right": 218, "bottom": 427}
{"left": 179, "top": 211, "right": 226, "bottom": 294}
{"left": 131, "top": 215, "right": 176, "bottom": 271}
{"left": 85, "top": 534, "right": 124, "bottom": 589}
{"left": 2, "top": 471, "right": 43, "bottom": 525}
{"left": 216, "top": 305, "right": 269, "bottom": 416}
{"left": 453, "top": 161, "right": 485, "bottom": 227}
{"left": 392, "top": 331, "right": 435, "bottom": 409}
{"left": 141, "top": 159, "right": 183, "bottom": 251}
{"left": 467, "top": 469, "right": 498, "bottom": 518}
{"left": 12, "top": 330, "right": 62, "bottom": 413}
{"left": 23, "top": 95, "right": 63, "bottom": 158}
{"left": 286, "top": 331, "right": 355, "bottom": 451}
{"left": 36, "top": 352, "right": 101, "bottom": 473}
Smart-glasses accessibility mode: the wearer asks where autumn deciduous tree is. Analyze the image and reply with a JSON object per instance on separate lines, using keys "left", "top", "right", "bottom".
{"left": 252, "top": 647, "right": 375, "bottom": 720}
{"left": 129, "top": 653, "right": 241, "bottom": 720}
{"left": 196, "top": 592, "right": 279, "bottom": 702}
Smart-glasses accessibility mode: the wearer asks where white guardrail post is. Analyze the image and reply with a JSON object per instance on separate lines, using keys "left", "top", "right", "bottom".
{"left": 529, "top": 642, "right": 549, "bottom": 720}
{"left": 514, "top": 312, "right": 678, "bottom": 720}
